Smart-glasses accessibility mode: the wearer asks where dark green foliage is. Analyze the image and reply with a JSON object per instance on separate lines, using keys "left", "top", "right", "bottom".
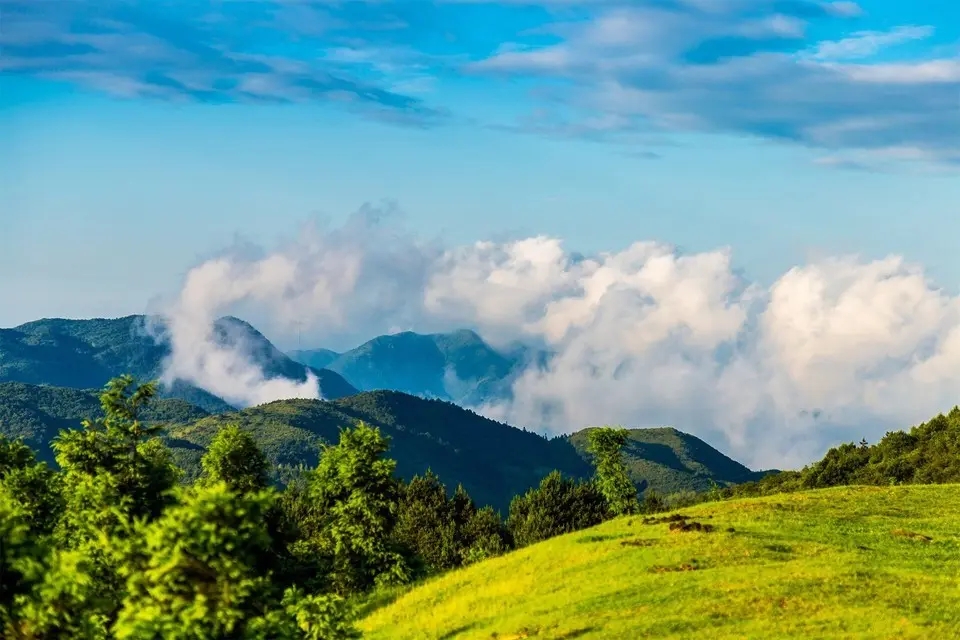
{"left": 161, "top": 391, "right": 594, "bottom": 513}
{"left": 586, "top": 427, "right": 640, "bottom": 516}
{"left": 392, "top": 472, "right": 510, "bottom": 574}
{"left": 0, "top": 381, "right": 213, "bottom": 465}
{"left": 1, "top": 379, "right": 765, "bottom": 511}
{"left": 506, "top": 471, "right": 609, "bottom": 548}
{"left": 200, "top": 424, "right": 271, "bottom": 493}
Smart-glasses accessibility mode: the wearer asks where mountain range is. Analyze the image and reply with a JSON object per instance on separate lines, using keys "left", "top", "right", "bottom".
{"left": 0, "top": 315, "right": 768, "bottom": 510}
{"left": 288, "top": 328, "right": 537, "bottom": 406}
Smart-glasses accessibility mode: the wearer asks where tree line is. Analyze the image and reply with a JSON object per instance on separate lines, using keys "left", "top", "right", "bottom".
{"left": 0, "top": 376, "right": 645, "bottom": 638}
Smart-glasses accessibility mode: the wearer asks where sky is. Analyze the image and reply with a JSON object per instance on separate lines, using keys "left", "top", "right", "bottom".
{"left": 2, "top": 0, "right": 960, "bottom": 466}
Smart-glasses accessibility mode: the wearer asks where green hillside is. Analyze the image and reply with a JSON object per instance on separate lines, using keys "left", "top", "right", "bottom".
{"left": 0, "top": 315, "right": 358, "bottom": 406}
{"left": 0, "top": 382, "right": 211, "bottom": 464}
{"left": 0, "top": 379, "right": 767, "bottom": 511}
{"left": 166, "top": 390, "right": 592, "bottom": 511}
{"left": 568, "top": 426, "right": 768, "bottom": 495}
{"left": 360, "top": 485, "right": 960, "bottom": 639}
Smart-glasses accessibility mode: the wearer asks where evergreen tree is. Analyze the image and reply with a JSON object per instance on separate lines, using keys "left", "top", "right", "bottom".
{"left": 0, "top": 437, "right": 62, "bottom": 535}
{"left": 393, "top": 470, "right": 459, "bottom": 573}
{"left": 507, "top": 471, "right": 608, "bottom": 548}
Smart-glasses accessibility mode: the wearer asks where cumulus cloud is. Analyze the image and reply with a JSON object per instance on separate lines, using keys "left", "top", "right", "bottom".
{"left": 152, "top": 207, "right": 443, "bottom": 406}
{"left": 156, "top": 210, "right": 960, "bottom": 470}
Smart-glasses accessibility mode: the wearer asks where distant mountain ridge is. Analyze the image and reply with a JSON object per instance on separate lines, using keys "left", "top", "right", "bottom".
{"left": 289, "top": 328, "right": 531, "bottom": 406}
{"left": 0, "top": 315, "right": 358, "bottom": 409}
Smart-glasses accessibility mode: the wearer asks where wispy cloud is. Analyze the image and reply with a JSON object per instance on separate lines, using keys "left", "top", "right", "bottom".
{"left": 0, "top": 0, "right": 445, "bottom": 124}
{"left": 807, "top": 25, "right": 936, "bottom": 61}
{"left": 4, "top": 0, "right": 958, "bottom": 164}
{"left": 466, "top": 1, "right": 960, "bottom": 168}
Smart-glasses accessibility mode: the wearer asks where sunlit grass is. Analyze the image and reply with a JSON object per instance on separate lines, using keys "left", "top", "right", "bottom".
{"left": 361, "top": 485, "right": 960, "bottom": 639}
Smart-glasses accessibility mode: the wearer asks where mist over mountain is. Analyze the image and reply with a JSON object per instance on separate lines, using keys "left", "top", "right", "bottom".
{"left": 0, "top": 315, "right": 357, "bottom": 410}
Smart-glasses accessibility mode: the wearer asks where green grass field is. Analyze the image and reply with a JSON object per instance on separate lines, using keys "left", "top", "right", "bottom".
{"left": 361, "top": 485, "right": 960, "bottom": 639}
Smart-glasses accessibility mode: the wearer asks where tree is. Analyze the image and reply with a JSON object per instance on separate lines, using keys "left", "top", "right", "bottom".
{"left": 113, "top": 483, "right": 278, "bottom": 639}
{"left": 303, "top": 422, "right": 409, "bottom": 594}
{"left": 586, "top": 427, "right": 639, "bottom": 517}
{"left": 47, "top": 376, "right": 179, "bottom": 631}
{"left": 199, "top": 425, "right": 271, "bottom": 494}
{"left": 507, "top": 471, "right": 608, "bottom": 548}
{"left": 53, "top": 376, "right": 179, "bottom": 534}
{"left": 0, "top": 488, "right": 47, "bottom": 635}
{"left": 393, "top": 475, "right": 510, "bottom": 573}
{"left": 0, "top": 437, "right": 62, "bottom": 535}
{"left": 393, "top": 471, "right": 459, "bottom": 573}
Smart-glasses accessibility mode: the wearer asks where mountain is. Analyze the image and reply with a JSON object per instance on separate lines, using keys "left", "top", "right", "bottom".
{"left": 0, "top": 315, "right": 358, "bottom": 408}
{"left": 287, "top": 347, "right": 340, "bottom": 371}
{"left": 0, "top": 382, "right": 212, "bottom": 464}
{"left": 567, "top": 427, "right": 766, "bottom": 495}
{"left": 166, "top": 390, "right": 592, "bottom": 512}
{"left": 0, "top": 379, "right": 764, "bottom": 512}
{"left": 289, "top": 329, "right": 525, "bottom": 406}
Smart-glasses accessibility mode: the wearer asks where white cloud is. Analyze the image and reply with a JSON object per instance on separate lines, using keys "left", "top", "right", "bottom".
{"left": 467, "top": 4, "right": 960, "bottom": 167}
{"left": 808, "top": 25, "right": 935, "bottom": 61}
{"left": 158, "top": 212, "right": 960, "bottom": 469}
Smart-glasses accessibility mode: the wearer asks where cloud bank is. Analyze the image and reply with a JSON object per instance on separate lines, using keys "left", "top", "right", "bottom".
{"left": 156, "top": 209, "right": 960, "bottom": 469}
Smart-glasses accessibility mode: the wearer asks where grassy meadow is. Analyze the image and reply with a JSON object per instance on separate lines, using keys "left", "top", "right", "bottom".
{"left": 361, "top": 485, "right": 960, "bottom": 639}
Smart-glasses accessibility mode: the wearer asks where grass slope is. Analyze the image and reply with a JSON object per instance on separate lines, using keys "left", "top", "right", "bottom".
{"left": 361, "top": 485, "right": 960, "bottom": 639}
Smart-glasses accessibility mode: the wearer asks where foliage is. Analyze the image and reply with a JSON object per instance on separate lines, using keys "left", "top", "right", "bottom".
{"left": 392, "top": 471, "right": 510, "bottom": 574}
{"left": 302, "top": 421, "right": 410, "bottom": 595}
{"left": 2, "top": 379, "right": 766, "bottom": 512}
{"left": 506, "top": 471, "right": 608, "bottom": 548}
{"left": 112, "top": 483, "right": 278, "bottom": 639}
{"left": 723, "top": 406, "right": 960, "bottom": 499}
{"left": 586, "top": 427, "right": 640, "bottom": 516}
{"left": 0, "top": 488, "right": 47, "bottom": 634}
{"left": 0, "top": 437, "right": 63, "bottom": 534}
{"left": 199, "top": 424, "right": 270, "bottom": 493}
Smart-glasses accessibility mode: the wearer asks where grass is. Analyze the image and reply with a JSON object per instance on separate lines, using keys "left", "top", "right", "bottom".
{"left": 360, "top": 485, "right": 960, "bottom": 639}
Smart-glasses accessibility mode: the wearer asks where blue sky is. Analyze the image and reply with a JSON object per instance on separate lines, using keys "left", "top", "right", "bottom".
{"left": 3, "top": 0, "right": 960, "bottom": 328}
